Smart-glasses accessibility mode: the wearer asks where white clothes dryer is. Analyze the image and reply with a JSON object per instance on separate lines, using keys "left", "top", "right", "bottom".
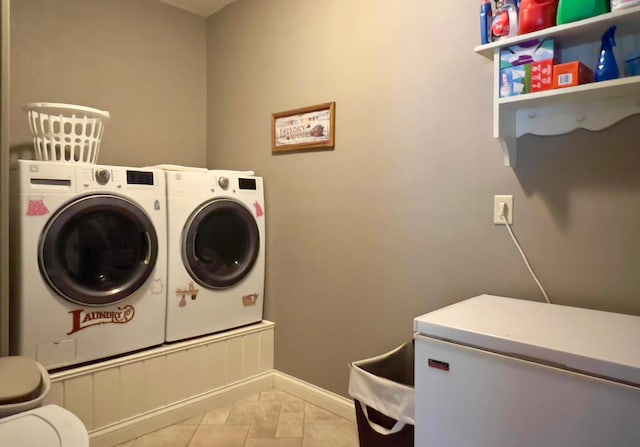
{"left": 165, "top": 169, "right": 265, "bottom": 342}
{"left": 10, "top": 160, "right": 167, "bottom": 370}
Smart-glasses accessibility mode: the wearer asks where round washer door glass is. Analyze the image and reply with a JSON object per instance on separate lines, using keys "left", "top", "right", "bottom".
{"left": 39, "top": 194, "right": 158, "bottom": 306}
{"left": 183, "top": 199, "right": 259, "bottom": 289}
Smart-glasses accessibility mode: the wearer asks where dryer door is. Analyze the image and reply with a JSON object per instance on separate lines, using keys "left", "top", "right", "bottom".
{"left": 183, "top": 199, "right": 259, "bottom": 289}
{"left": 39, "top": 194, "right": 158, "bottom": 306}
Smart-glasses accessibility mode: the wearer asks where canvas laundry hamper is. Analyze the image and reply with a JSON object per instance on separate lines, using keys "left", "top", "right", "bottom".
{"left": 348, "top": 341, "right": 414, "bottom": 447}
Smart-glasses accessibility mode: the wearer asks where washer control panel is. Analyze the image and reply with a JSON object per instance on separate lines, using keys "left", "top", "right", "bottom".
{"left": 77, "top": 166, "right": 156, "bottom": 191}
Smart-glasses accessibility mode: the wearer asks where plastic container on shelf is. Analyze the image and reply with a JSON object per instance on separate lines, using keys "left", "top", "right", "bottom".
{"left": 595, "top": 25, "right": 620, "bottom": 81}
{"left": 610, "top": 0, "right": 640, "bottom": 10}
{"left": 519, "top": 0, "right": 559, "bottom": 34}
{"left": 480, "top": 0, "right": 493, "bottom": 44}
{"left": 491, "top": 0, "right": 519, "bottom": 41}
{"left": 556, "top": 0, "right": 609, "bottom": 25}
{"left": 24, "top": 102, "right": 110, "bottom": 164}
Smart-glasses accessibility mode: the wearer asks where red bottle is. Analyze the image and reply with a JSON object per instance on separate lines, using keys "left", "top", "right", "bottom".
{"left": 519, "top": 0, "right": 559, "bottom": 35}
{"left": 491, "top": 0, "right": 519, "bottom": 41}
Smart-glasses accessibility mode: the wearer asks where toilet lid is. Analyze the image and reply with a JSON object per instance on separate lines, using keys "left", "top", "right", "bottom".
{"left": 0, "top": 357, "right": 42, "bottom": 404}
{"left": 0, "top": 405, "right": 89, "bottom": 447}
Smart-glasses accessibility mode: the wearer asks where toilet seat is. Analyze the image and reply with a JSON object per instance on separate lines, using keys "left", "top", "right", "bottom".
{"left": 0, "top": 357, "right": 50, "bottom": 417}
{"left": 0, "top": 357, "right": 86, "bottom": 445}
{"left": 0, "top": 405, "right": 89, "bottom": 446}
{"left": 0, "top": 356, "right": 43, "bottom": 404}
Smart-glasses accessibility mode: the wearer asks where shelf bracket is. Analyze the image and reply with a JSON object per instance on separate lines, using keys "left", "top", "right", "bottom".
{"left": 498, "top": 136, "right": 517, "bottom": 167}
{"left": 516, "top": 97, "right": 640, "bottom": 137}
{"left": 495, "top": 94, "right": 517, "bottom": 167}
{"left": 495, "top": 87, "right": 640, "bottom": 167}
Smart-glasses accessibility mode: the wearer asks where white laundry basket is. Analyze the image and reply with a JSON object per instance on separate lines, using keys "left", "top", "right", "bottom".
{"left": 25, "top": 102, "right": 110, "bottom": 164}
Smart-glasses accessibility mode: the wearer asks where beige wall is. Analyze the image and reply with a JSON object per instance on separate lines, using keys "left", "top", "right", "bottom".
{"left": 4, "top": 0, "right": 640, "bottom": 399}
{"left": 206, "top": 0, "right": 640, "bottom": 396}
{"left": 9, "top": 0, "right": 206, "bottom": 167}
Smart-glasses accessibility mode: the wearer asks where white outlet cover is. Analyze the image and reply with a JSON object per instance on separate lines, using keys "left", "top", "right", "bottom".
{"left": 493, "top": 195, "right": 513, "bottom": 224}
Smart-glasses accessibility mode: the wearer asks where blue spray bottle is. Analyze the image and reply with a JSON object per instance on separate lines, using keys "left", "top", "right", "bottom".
{"left": 595, "top": 26, "right": 620, "bottom": 82}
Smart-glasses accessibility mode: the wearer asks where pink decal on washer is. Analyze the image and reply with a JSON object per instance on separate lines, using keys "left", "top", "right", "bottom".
{"left": 26, "top": 199, "right": 49, "bottom": 216}
{"left": 253, "top": 201, "right": 264, "bottom": 217}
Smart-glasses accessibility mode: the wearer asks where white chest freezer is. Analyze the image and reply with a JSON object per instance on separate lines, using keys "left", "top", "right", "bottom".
{"left": 413, "top": 294, "right": 640, "bottom": 447}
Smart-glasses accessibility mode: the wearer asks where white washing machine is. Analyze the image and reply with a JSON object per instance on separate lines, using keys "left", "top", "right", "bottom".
{"left": 10, "top": 160, "right": 167, "bottom": 370}
{"left": 165, "top": 169, "right": 265, "bottom": 342}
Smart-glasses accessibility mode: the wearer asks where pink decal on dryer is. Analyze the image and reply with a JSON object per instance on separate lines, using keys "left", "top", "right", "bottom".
{"left": 26, "top": 198, "right": 49, "bottom": 216}
{"left": 253, "top": 201, "right": 264, "bottom": 218}
{"left": 67, "top": 305, "right": 135, "bottom": 335}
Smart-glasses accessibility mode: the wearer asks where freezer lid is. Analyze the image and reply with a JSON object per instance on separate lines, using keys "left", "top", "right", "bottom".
{"left": 413, "top": 294, "right": 640, "bottom": 386}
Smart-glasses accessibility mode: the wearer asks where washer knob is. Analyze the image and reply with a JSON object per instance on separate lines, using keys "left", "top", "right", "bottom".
{"left": 218, "top": 176, "right": 229, "bottom": 189}
{"left": 95, "top": 168, "right": 111, "bottom": 185}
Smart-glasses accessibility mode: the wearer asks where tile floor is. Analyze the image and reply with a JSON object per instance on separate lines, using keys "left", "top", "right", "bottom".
{"left": 114, "top": 389, "right": 360, "bottom": 447}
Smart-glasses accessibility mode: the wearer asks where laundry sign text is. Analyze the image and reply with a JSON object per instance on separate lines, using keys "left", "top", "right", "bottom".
{"left": 271, "top": 102, "right": 335, "bottom": 153}
{"left": 67, "top": 305, "right": 136, "bottom": 335}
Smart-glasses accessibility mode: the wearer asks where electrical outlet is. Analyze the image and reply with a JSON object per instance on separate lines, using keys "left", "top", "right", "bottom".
{"left": 493, "top": 195, "right": 513, "bottom": 224}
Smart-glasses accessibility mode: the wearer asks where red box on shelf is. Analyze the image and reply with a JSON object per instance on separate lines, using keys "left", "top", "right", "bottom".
{"left": 530, "top": 60, "right": 554, "bottom": 93}
{"left": 552, "top": 61, "right": 594, "bottom": 88}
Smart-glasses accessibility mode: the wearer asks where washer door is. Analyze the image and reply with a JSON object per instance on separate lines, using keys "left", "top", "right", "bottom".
{"left": 39, "top": 194, "right": 158, "bottom": 306}
{"left": 183, "top": 199, "right": 259, "bottom": 289}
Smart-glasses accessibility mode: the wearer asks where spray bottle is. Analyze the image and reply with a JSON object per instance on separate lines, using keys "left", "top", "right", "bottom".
{"left": 595, "top": 26, "right": 620, "bottom": 82}
{"left": 480, "top": 0, "right": 493, "bottom": 45}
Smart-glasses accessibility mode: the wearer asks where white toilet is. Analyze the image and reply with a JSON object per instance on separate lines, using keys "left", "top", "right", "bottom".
{"left": 0, "top": 356, "right": 88, "bottom": 446}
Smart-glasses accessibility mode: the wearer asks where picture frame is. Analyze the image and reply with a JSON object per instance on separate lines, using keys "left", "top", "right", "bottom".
{"left": 271, "top": 101, "right": 335, "bottom": 153}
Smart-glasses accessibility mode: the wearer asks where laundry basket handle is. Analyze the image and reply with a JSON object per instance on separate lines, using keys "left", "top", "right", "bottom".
{"left": 358, "top": 400, "right": 406, "bottom": 436}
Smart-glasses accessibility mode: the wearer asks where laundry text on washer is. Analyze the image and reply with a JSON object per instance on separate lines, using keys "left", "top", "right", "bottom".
{"left": 67, "top": 305, "right": 136, "bottom": 335}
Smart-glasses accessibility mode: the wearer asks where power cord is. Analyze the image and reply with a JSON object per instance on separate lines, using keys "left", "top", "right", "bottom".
{"left": 499, "top": 202, "right": 551, "bottom": 304}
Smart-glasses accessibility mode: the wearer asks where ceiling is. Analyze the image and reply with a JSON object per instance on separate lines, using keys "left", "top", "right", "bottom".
{"left": 156, "top": 0, "right": 237, "bottom": 17}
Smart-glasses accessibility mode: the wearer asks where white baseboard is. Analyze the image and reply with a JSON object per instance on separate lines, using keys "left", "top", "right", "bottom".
{"left": 89, "top": 372, "right": 274, "bottom": 447}
{"left": 272, "top": 370, "right": 356, "bottom": 422}
{"left": 89, "top": 370, "right": 356, "bottom": 447}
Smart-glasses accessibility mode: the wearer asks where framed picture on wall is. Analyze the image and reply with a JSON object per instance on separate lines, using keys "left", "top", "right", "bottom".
{"left": 271, "top": 102, "right": 335, "bottom": 153}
